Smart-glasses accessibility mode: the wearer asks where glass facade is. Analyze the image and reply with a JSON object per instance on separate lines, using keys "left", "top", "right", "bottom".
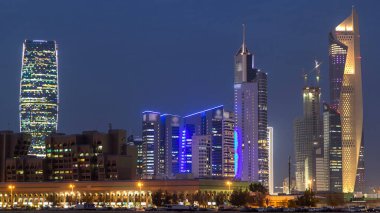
{"left": 19, "top": 40, "right": 59, "bottom": 157}
{"left": 181, "top": 105, "right": 233, "bottom": 177}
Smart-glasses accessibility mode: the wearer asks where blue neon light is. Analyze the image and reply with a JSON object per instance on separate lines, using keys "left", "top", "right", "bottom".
{"left": 183, "top": 105, "right": 224, "bottom": 118}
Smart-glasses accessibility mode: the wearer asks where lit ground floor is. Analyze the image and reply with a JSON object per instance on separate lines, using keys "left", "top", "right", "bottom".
{"left": 0, "top": 179, "right": 249, "bottom": 208}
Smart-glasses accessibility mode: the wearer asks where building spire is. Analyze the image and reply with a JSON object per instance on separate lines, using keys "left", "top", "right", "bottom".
{"left": 241, "top": 24, "right": 248, "bottom": 54}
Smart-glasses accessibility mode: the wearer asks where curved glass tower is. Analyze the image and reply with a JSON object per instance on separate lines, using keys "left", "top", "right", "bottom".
{"left": 19, "top": 40, "right": 59, "bottom": 157}
{"left": 329, "top": 8, "right": 363, "bottom": 193}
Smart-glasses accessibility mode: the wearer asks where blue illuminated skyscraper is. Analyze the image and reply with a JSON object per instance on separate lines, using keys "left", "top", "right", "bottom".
{"left": 19, "top": 40, "right": 59, "bottom": 157}
{"left": 142, "top": 111, "right": 181, "bottom": 179}
{"left": 180, "top": 105, "right": 235, "bottom": 177}
{"left": 160, "top": 114, "right": 181, "bottom": 177}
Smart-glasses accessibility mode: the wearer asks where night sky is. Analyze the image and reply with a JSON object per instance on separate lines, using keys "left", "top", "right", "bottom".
{"left": 0, "top": 0, "right": 378, "bottom": 188}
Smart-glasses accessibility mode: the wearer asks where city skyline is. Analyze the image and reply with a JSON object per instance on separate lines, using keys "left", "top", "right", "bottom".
{"left": 0, "top": 1, "right": 378, "bottom": 188}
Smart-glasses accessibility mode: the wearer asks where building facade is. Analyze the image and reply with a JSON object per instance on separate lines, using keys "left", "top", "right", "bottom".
{"left": 294, "top": 86, "right": 323, "bottom": 192}
{"left": 234, "top": 25, "right": 268, "bottom": 186}
{"left": 181, "top": 106, "right": 235, "bottom": 178}
{"left": 329, "top": 8, "right": 363, "bottom": 193}
{"left": 191, "top": 135, "right": 212, "bottom": 178}
{"left": 127, "top": 135, "right": 143, "bottom": 179}
{"left": 268, "top": 127, "right": 274, "bottom": 195}
{"left": 0, "top": 131, "right": 44, "bottom": 182}
{"left": 142, "top": 111, "right": 160, "bottom": 179}
{"left": 44, "top": 129, "right": 136, "bottom": 181}
{"left": 323, "top": 104, "right": 343, "bottom": 193}
{"left": 160, "top": 114, "right": 181, "bottom": 178}
{"left": 19, "top": 40, "right": 59, "bottom": 157}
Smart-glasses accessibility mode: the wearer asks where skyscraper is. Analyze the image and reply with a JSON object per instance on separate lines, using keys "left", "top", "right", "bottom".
{"left": 142, "top": 111, "right": 181, "bottom": 179}
{"left": 20, "top": 40, "right": 59, "bottom": 157}
{"left": 180, "top": 105, "right": 235, "bottom": 177}
{"left": 234, "top": 25, "right": 268, "bottom": 186}
{"left": 294, "top": 86, "right": 323, "bottom": 192}
{"left": 142, "top": 111, "right": 160, "bottom": 179}
{"left": 329, "top": 8, "right": 363, "bottom": 193}
{"left": 191, "top": 135, "right": 212, "bottom": 178}
{"left": 160, "top": 114, "right": 181, "bottom": 178}
{"left": 323, "top": 104, "right": 343, "bottom": 192}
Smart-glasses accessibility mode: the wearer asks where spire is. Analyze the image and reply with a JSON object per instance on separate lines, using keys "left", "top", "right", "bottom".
{"left": 242, "top": 24, "right": 246, "bottom": 52}
{"left": 238, "top": 24, "right": 249, "bottom": 54}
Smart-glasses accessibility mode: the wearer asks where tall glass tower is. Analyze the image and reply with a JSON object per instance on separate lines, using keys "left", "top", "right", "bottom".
{"left": 234, "top": 25, "right": 268, "bottom": 186}
{"left": 329, "top": 8, "right": 363, "bottom": 193}
{"left": 19, "top": 40, "right": 59, "bottom": 157}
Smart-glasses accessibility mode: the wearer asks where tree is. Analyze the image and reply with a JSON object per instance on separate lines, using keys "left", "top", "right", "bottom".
{"left": 164, "top": 191, "right": 173, "bottom": 205}
{"left": 248, "top": 182, "right": 268, "bottom": 207}
{"left": 215, "top": 192, "right": 227, "bottom": 206}
{"left": 229, "top": 188, "right": 249, "bottom": 207}
{"left": 295, "top": 189, "right": 318, "bottom": 207}
{"left": 172, "top": 193, "right": 179, "bottom": 204}
{"left": 152, "top": 189, "right": 164, "bottom": 207}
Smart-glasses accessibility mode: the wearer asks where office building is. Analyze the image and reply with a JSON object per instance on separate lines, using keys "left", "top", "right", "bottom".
{"left": 329, "top": 8, "right": 363, "bottom": 193}
{"left": 268, "top": 127, "right": 274, "bottom": 195}
{"left": 19, "top": 40, "right": 59, "bottom": 157}
{"left": 294, "top": 86, "right": 323, "bottom": 192}
{"left": 192, "top": 135, "right": 212, "bottom": 178}
{"left": 0, "top": 131, "right": 44, "bottom": 182}
{"left": 234, "top": 25, "right": 268, "bottom": 186}
{"left": 160, "top": 114, "right": 181, "bottom": 178}
{"left": 142, "top": 111, "right": 160, "bottom": 179}
{"left": 45, "top": 129, "right": 136, "bottom": 181}
{"left": 181, "top": 105, "right": 235, "bottom": 177}
{"left": 323, "top": 104, "right": 343, "bottom": 193}
{"left": 142, "top": 111, "right": 181, "bottom": 179}
{"left": 127, "top": 135, "right": 143, "bottom": 179}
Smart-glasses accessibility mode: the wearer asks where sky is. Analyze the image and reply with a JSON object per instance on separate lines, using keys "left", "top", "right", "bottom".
{"left": 0, "top": 0, "right": 379, "bottom": 188}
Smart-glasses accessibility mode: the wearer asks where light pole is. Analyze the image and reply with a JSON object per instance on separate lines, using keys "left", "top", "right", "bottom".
{"left": 69, "top": 184, "right": 75, "bottom": 206}
{"left": 307, "top": 180, "right": 312, "bottom": 192}
{"left": 226, "top": 181, "right": 232, "bottom": 193}
{"left": 8, "top": 185, "right": 15, "bottom": 208}
{"left": 137, "top": 182, "right": 143, "bottom": 208}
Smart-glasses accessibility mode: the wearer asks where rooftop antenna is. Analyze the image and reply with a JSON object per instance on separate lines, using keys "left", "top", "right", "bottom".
{"left": 242, "top": 23, "right": 247, "bottom": 53}
{"left": 108, "top": 123, "right": 112, "bottom": 131}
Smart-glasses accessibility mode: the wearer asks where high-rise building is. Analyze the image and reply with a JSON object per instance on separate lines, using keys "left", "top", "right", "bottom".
{"left": 142, "top": 111, "right": 181, "bottom": 179}
{"left": 180, "top": 105, "right": 235, "bottom": 177}
{"left": 294, "top": 86, "right": 323, "bottom": 192}
{"left": 268, "top": 127, "right": 274, "bottom": 195}
{"left": 222, "top": 111, "right": 235, "bottom": 178}
{"left": 142, "top": 111, "right": 160, "bottom": 179}
{"left": 234, "top": 25, "right": 268, "bottom": 186}
{"left": 19, "top": 40, "right": 59, "bottom": 157}
{"left": 160, "top": 114, "right": 181, "bottom": 178}
{"left": 329, "top": 8, "right": 363, "bottom": 193}
{"left": 192, "top": 135, "right": 212, "bottom": 178}
{"left": 127, "top": 135, "right": 144, "bottom": 179}
{"left": 323, "top": 104, "right": 343, "bottom": 193}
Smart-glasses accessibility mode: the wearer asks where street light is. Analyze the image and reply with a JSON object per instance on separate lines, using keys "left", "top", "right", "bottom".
{"left": 137, "top": 182, "right": 143, "bottom": 207}
{"left": 307, "top": 180, "right": 312, "bottom": 191}
{"left": 69, "top": 184, "right": 75, "bottom": 206}
{"left": 226, "top": 181, "right": 232, "bottom": 193}
{"left": 8, "top": 185, "right": 15, "bottom": 208}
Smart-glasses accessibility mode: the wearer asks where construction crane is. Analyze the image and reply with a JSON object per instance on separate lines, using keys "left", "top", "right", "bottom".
{"left": 303, "top": 60, "right": 322, "bottom": 86}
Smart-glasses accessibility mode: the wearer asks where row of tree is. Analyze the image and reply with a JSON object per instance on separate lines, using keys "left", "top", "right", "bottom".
{"left": 151, "top": 182, "right": 271, "bottom": 207}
